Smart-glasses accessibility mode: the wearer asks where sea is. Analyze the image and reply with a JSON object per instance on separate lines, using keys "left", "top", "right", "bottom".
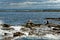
{"left": 0, "top": 12, "right": 60, "bottom": 40}
{"left": 0, "top": 12, "right": 60, "bottom": 25}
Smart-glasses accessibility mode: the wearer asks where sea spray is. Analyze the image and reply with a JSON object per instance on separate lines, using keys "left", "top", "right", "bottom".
{"left": 0, "top": 20, "right": 4, "bottom": 24}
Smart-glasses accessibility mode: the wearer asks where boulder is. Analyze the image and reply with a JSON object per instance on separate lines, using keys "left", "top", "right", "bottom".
{"left": 13, "top": 32, "right": 24, "bottom": 37}
{"left": 2, "top": 24, "right": 10, "bottom": 28}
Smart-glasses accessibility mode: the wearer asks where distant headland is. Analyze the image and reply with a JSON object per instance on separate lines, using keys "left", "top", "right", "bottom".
{"left": 0, "top": 9, "right": 60, "bottom": 12}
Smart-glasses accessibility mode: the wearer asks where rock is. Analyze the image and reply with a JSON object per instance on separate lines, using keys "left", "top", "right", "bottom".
{"left": 20, "top": 28, "right": 30, "bottom": 32}
{"left": 13, "top": 32, "right": 24, "bottom": 37}
{"left": 1, "top": 27, "right": 14, "bottom": 30}
{"left": 2, "top": 24, "right": 10, "bottom": 28}
{"left": 34, "top": 24, "right": 41, "bottom": 27}
{"left": 45, "top": 18, "right": 60, "bottom": 21}
{"left": 4, "top": 37, "right": 13, "bottom": 40}
{"left": 53, "top": 28, "right": 60, "bottom": 30}
{"left": 4, "top": 33, "right": 7, "bottom": 36}
{"left": 45, "top": 20, "right": 49, "bottom": 25}
{"left": 25, "top": 20, "right": 35, "bottom": 28}
{"left": 29, "top": 31, "right": 34, "bottom": 35}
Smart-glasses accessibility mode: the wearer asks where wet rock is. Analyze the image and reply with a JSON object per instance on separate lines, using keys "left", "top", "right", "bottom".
{"left": 53, "top": 28, "right": 60, "bottom": 30}
{"left": 1, "top": 27, "right": 14, "bottom": 30}
{"left": 47, "top": 23, "right": 60, "bottom": 28}
{"left": 13, "top": 32, "right": 24, "bottom": 37}
{"left": 29, "top": 31, "right": 34, "bottom": 35}
{"left": 4, "top": 37, "right": 13, "bottom": 40}
{"left": 2, "top": 24, "right": 10, "bottom": 28}
{"left": 20, "top": 28, "right": 30, "bottom": 32}
{"left": 4, "top": 33, "right": 7, "bottom": 36}
{"left": 56, "top": 32, "right": 60, "bottom": 33}
{"left": 45, "top": 20, "right": 49, "bottom": 25}
{"left": 45, "top": 18, "right": 60, "bottom": 21}
{"left": 25, "top": 20, "right": 35, "bottom": 28}
{"left": 34, "top": 24, "right": 41, "bottom": 27}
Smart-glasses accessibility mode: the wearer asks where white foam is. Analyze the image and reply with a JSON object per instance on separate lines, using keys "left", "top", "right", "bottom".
{"left": 0, "top": 20, "right": 4, "bottom": 24}
{"left": 49, "top": 0, "right": 60, "bottom": 3}
{"left": 10, "top": 26, "right": 22, "bottom": 31}
{"left": 43, "top": 34, "right": 60, "bottom": 39}
{"left": 1, "top": 25, "right": 60, "bottom": 40}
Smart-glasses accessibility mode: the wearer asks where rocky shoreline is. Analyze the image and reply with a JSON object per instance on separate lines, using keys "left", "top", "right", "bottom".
{"left": 45, "top": 18, "right": 60, "bottom": 21}
{"left": 0, "top": 20, "right": 60, "bottom": 40}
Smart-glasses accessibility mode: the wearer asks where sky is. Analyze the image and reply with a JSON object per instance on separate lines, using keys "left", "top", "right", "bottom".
{"left": 0, "top": 0, "right": 60, "bottom": 9}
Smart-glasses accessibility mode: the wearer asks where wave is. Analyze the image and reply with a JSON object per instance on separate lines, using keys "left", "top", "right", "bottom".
{"left": 0, "top": 0, "right": 60, "bottom": 9}
{"left": 14, "top": 34, "right": 60, "bottom": 40}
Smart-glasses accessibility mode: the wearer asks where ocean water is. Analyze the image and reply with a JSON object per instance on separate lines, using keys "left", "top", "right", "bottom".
{"left": 15, "top": 37, "right": 60, "bottom": 40}
{"left": 0, "top": 12, "right": 60, "bottom": 40}
{"left": 0, "top": 12, "right": 60, "bottom": 25}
